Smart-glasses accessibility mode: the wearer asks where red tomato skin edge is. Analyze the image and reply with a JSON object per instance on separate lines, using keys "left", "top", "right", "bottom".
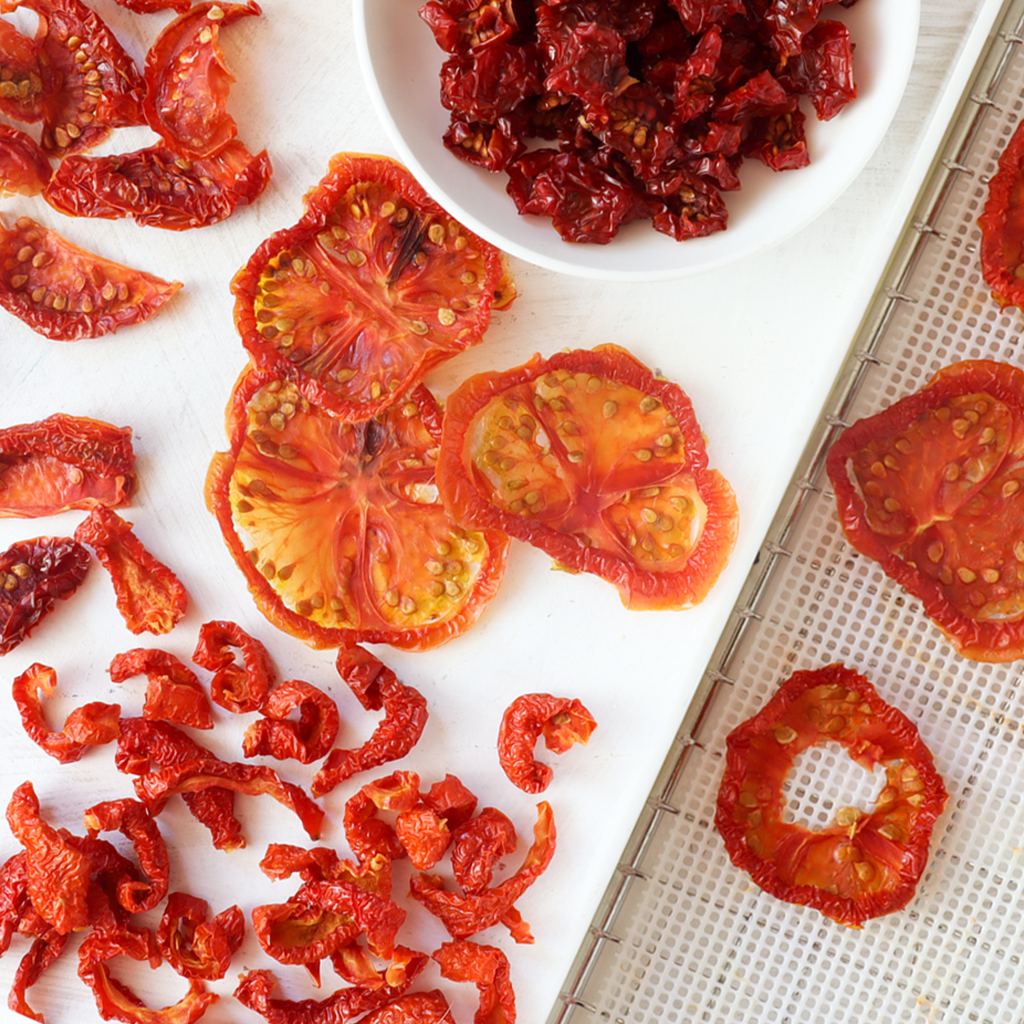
{"left": 715, "top": 664, "right": 948, "bottom": 927}
{"left": 436, "top": 347, "right": 739, "bottom": 611}
{"left": 229, "top": 153, "right": 506, "bottom": 421}
{"left": 980, "top": 118, "right": 1024, "bottom": 310}
{"left": 205, "top": 368, "right": 510, "bottom": 651}
{"left": 826, "top": 359, "right": 1024, "bottom": 661}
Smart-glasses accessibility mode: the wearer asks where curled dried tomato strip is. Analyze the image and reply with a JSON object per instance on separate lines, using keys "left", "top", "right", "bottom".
{"left": 357, "top": 991, "right": 454, "bottom": 1023}
{"left": 410, "top": 801, "right": 555, "bottom": 944}
{"left": 10, "top": 927, "right": 67, "bottom": 1021}
{"left": 292, "top": 880, "right": 405, "bottom": 960}
{"left": 434, "top": 938, "right": 516, "bottom": 1024}
{"left": 497, "top": 693, "right": 597, "bottom": 793}
{"left": 134, "top": 757, "right": 324, "bottom": 840}
{"left": 109, "top": 649, "right": 213, "bottom": 730}
{"left": 157, "top": 892, "right": 244, "bottom": 981}
{"left": 75, "top": 508, "right": 188, "bottom": 635}
{"left": 115, "top": 717, "right": 244, "bottom": 852}
{"left": 450, "top": 808, "right": 517, "bottom": 895}
{"left": 312, "top": 648, "right": 428, "bottom": 796}
{"left": 0, "top": 536, "right": 89, "bottom": 655}
{"left": 0, "top": 853, "right": 29, "bottom": 954}
{"left": 82, "top": 799, "right": 169, "bottom": 915}
{"left": 191, "top": 620, "right": 274, "bottom": 713}
{"left": 0, "top": 414, "right": 135, "bottom": 518}
{"left": 251, "top": 897, "right": 361, "bottom": 968}
{"left": 13, "top": 662, "right": 120, "bottom": 763}
{"left": 243, "top": 679, "right": 340, "bottom": 764}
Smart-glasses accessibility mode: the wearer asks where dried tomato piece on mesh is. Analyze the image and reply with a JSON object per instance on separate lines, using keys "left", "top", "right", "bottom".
{"left": 0, "top": 414, "right": 135, "bottom": 518}
{"left": 157, "top": 892, "right": 244, "bottom": 981}
{"left": 191, "top": 619, "right": 275, "bottom": 713}
{"left": 13, "top": 662, "right": 120, "bottom": 763}
{"left": 75, "top": 507, "right": 188, "bottom": 635}
{"left": 243, "top": 679, "right": 340, "bottom": 764}
{"left": 109, "top": 649, "right": 213, "bottom": 730}
{"left": 0, "top": 536, "right": 90, "bottom": 655}
{"left": 434, "top": 937, "right": 516, "bottom": 1024}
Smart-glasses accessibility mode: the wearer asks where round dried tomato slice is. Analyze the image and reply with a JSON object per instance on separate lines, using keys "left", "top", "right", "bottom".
{"left": 231, "top": 153, "right": 515, "bottom": 421}
{"left": 715, "top": 663, "right": 947, "bottom": 928}
{"left": 826, "top": 359, "right": 1024, "bottom": 661}
{"left": 980, "top": 115, "right": 1024, "bottom": 310}
{"left": 205, "top": 368, "right": 509, "bottom": 651}
{"left": 435, "top": 344, "right": 738, "bottom": 610}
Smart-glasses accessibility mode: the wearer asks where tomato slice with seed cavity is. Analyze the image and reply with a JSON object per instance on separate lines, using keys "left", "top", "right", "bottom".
{"left": 0, "top": 19, "right": 52, "bottom": 124}
{"left": 980, "top": 115, "right": 1024, "bottom": 311}
{"left": 436, "top": 344, "right": 738, "bottom": 610}
{"left": 205, "top": 368, "right": 509, "bottom": 651}
{"left": 715, "top": 663, "right": 947, "bottom": 928}
{"left": 826, "top": 359, "right": 1024, "bottom": 661}
{"left": 231, "top": 152, "right": 515, "bottom": 421}
{"left": 142, "top": 1, "right": 261, "bottom": 159}
{"left": 0, "top": 214, "right": 182, "bottom": 340}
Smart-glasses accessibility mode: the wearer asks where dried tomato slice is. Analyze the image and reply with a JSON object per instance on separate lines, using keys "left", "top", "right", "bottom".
{"left": 43, "top": 140, "right": 273, "bottom": 230}
{"left": 0, "top": 19, "right": 51, "bottom": 124}
{"left": 0, "top": 124, "right": 51, "bottom": 196}
{"left": 450, "top": 808, "right": 516, "bottom": 894}
{"left": 109, "top": 649, "right": 213, "bottom": 730}
{"left": 825, "top": 359, "right": 1024, "bottom": 661}
{"left": 980, "top": 117, "right": 1024, "bottom": 310}
{"left": 75, "top": 507, "right": 188, "bottom": 635}
{"left": 205, "top": 370, "right": 509, "bottom": 651}
{"left": 715, "top": 663, "right": 947, "bottom": 927}
{"left": 0, "top": 413, "right": 134, "bottom": 517}
{"left": 436, "top": 344, "right": 738, "bottom": 610}
{"left": 231, "top": 152, "right": 515, "bottom": 421}
{"left": 192, "top": 619, "right": 275, "bottom": 713}
{"left": 157, "top": 892, "right": 244, "bottom": 981}
{"left": 433, "top": 938, "right": 516, "bottom": 1024}
{"left": 0, "top": 535, "right": 90, "bottom": 654}
{"left": 142, "top": 1, "right": 261, "bottom": 158}
{"left": 243, "top": 679, "right": 340, "bottom": 764}
{"left": 0, "top": 215, "right": 182, "bottom": 340}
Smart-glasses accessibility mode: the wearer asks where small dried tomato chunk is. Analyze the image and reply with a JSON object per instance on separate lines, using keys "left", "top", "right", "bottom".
{"left": 109, "top": 649, "right": 213, "bottom": 730}
{"left": 192, "top": 619, "right": 275, "bottom": 713}
{"left": 157, "top": 892, "right": 244, "bottom": 981}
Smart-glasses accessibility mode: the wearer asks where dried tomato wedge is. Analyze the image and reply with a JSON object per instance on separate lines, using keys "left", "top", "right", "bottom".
{"left": 0, "top": 413, "right": 134, "bottom": 517}
{"left": 0, "top": 124, "right": 51, "bottom": 196}
{"left": 436, "top": 344, "right": 738, "bottom": 610}
{"left": 75, "top": 507, "right": 189, "bottom": 635}
{"left": 825, "top": 359, "right": 1024, "bottom": 661}
{"left": 109, "top": 649, "right": 213, "bottom": 730}
{"left": 142, "top": 1, "right": 261, "bottom": 158}
{"left": 980, "top": 117, "right": 1024, "bottom": 310}
{"left": 205, "top": 369, "right": 509, "bottom": 651}
{"left": 0, "top": 214, "right": 182, "bottom": 340}
{"left": 715, "top": 663, "right": 947, "bottom": 927}
{"left": 231, "top": 152, "right": 515, "bottom": 421}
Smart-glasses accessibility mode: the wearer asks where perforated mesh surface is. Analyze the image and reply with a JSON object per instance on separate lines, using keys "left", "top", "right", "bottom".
{"left": 557, "top": 5, "right": 1024, "bottom": 1023}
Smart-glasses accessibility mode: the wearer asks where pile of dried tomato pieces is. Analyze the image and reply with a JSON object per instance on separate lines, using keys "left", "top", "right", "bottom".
{"left": 419, "top": 0, "right": 861, "bottom": 243}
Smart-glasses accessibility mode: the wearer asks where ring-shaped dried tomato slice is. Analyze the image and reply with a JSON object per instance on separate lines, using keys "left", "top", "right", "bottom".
{"left": 436, "top": 343, "right": 738, "bottom": 610}
{"left": 715, "top": 663, "right": 947, "bottom": 928}
{"left": 231, "top": 153, "right": 515, "bottom": 421}
{"left": 205, "top": 368, "right": 509, "bottom": 651}
{"left": 826, "top": 359, "right": 1024, "bottom": 662}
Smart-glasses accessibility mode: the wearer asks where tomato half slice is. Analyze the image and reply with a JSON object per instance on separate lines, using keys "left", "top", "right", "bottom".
{"left": 0, "top": 215, "right": 182, "bottom": 340}
{"left": 715, "top": 663, "right": 947, "bottom": 927}
{"left": 205, "top": 368, "right": 509, "bottom": 651}
{"left": 231, "top": 153, "right": 515, "bottom": 421}
{"left": 435, "top": 344, "right": 738, "bottom": 610}
{"left": 980, "top": 115, "right": 1024, "bottom": 310}
{"left": 0, "top": 19, "right": 53, "bottom": 125}
{"left": 826, "top": 359, "right": 1024, "bottom": 661}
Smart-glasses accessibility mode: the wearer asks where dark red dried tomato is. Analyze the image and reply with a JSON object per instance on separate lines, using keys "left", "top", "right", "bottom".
{"left": 778, "top": 20, "right": 857, "bottom": 121}
{"left": 109, "top": 649, "right": 213, "bottom": 730}
{"left": 313, "top": 647, "right": 428, "bottom": 796}
{"left": 450, "top": 808, "right": 517, "bottom": 894}
{"left": 715, "top": 663, "right": 948, "bottom": 927}
{"left": 0, "top": 536, "right": 89, "bottom": 655}
{"left": 981, "top": 120, "right": 1024, "bottom": 310}
{"left": 75, "top": 507, "right": 188, "bottom": 635}
{"left": 0, "top": 19, "right": 51, "bottom": 124}
{"left": 157, "top": 892, "right": 244, "bottom": 981}
{"left": 13, "top": 662, "right": 120, "bottom": 763}
{"left": 497, "top": 693, "right": 597, "bottom": 793}
{"left": 434, "top": 938, "right": 516, "bottom": 1024}
{"left": 191, "top": 619, "right": 275, "bottom": 713}
{"left": 742, "top": 101, "right": 810, "bottom": 172}
{"left": 443, "top": 115, "right": 524, "bottom": 172}
{"left": 243, "top": 679, "right": 340, "bottom": 764}
{"left": 0, "top": 215, "right": 182, "bottom": 340}
{"left": 0, "top": 124, "right": 51, "bottom": 197}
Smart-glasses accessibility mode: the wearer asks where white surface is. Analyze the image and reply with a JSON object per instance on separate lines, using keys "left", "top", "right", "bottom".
{"left": 0, "top": 2, "right": 1003, "bottom": 1024}
{"left": 355, "top": 0, "right": 920, "bottom": 282}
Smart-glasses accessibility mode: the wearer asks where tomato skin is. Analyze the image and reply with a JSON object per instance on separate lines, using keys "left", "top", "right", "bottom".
{"left": 436, "top": 344, "right": 738, "bottom": 610}
{"left": 715, "top": 664, "right": 947, "bottom": 928}
{"left": 231, "top": 153, "right": 514, "bottom": 421}
{"left": 0, "top": 125, "right": 52, "bottom": 197}
{"left": 826, "top": 359, "right": 1024, "bottom": 661}
{"left": 980, "top": 117, "right": 1024, "bottom": 310}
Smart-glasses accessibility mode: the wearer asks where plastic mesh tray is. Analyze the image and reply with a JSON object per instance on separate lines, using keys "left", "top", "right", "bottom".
{"left": 550, "top": 2, "right": 1024, "bottom": 1022}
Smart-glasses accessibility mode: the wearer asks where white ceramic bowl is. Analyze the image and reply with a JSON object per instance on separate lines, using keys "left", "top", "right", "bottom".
{"left": 354, "top": 0, "right": 920, "bottom": 282}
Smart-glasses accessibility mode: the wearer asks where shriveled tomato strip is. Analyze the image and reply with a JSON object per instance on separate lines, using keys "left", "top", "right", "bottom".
{"left": 343, "top": 772, "right": 420, "bottom": 865}
{"left": 0, "top": 215, "right": 182, "bottom": 341}
{"left": 0, "top": 19, "right": 51, "bottom": 124}
{"left": 191, "top": 619, "right": 274, "bottom": 713}
{"left": 109, "top": 649, "right": 212, "bottom": 730}
{"left": 0, "top": 413, "right": 135, "bottom": 517}
{"left": 313, "top": 647, "right": 428, "bottom": 795}
{"left": 251, "top": 898, "right": 361, "bottom": 967}
{"left": 10, "top": 927, "right": 67, "bottom": 1021}
{"left": 243, "top": 679, "right": 340, "bottom": 764}
{"left": 0, "top": 124, "right": 51, "bottom": 196}
{"left": 450, "top": 808, "right": 517, "bottom": 894}
{"left": 437, "top": 344, "right": 738, "bottom": 610}
{"left": 13, "top": 662, "right": 120, "bottom": 763}
{"left": 434, "top": 938, "right": 516, "bottom": 1024}
{"left": 75, "top": 507, "right": 188, "bottom": 635}
{"left": 157, "top": 892, "right": 244, "bottom": 981}
{"left": 715, "top": 663, "right": 948, "bottom": 927}
{"left": 497, "top": 693, "right": 597, "bottom": 793}
{"left": 394, "top": 803, "right": 451, "bottom": 871}
{"left": 142, "top": 1, "right": 261, "bottom": 158}
{"left": 981, "top": 118, "right": 1024, "bottom": 310}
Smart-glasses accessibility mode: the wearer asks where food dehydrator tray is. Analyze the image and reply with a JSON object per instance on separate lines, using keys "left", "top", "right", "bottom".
{"left": 550, "top": 2, "right": 1024, "bottom": 1021}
